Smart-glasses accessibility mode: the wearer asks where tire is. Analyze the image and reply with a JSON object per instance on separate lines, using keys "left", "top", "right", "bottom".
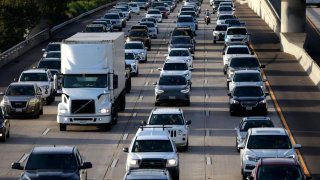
{"left": 155, "top": 102, "right": 160, "bottom": 106}
{"left": 104, "top": 123, "right": 112, "bottom": 131}
{"left": 182, "top": 140, "right": 189, "bottom": 151}
{"left": 137, "top": 13, "right": 140, "bottom": 15}
{"left": 147, "top": 43, "right": 151, "bottom": 51}
{"left": 33, "top": 112, "right": 40, "bottom": 119}
{"left": 112, "top": 106, "right": 118, "bottom": 125}
{"left": 0, "top": 135, "right": 6, "bottom": 142}
{"left": 185, "top": 101, "right": 190, "bottom": 106}
{"left": 59, "top": 124, "right": 66, "bottom": 131}
{"left": 230, "top": 108, "right": 236, "bottom": 116}
{"left": 236, "top": 138, "right": 240, "bottom": 152}
{"left": 6, "top": 130, "right": 10, "bottom": 138}
{"left": 126, "top": 76, "right": 131, "bottom": 93}
{"left": 46, "top": 97, "right": 52, "bottom": 105}
{"left": 118, "top": 92, "right": 126, "bottom": 111}
{"left": 144, "top": 56, "right": 148, "bottom": 63}
{"left": 39, "top": 107, "right": 43, "bottom": 115}
{"left": 213, "top": 40, "right": 216, "bottom": 44}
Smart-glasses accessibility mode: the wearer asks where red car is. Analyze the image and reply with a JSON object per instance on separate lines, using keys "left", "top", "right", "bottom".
{"left": 248, "top": 158, "right": 311, "bottom": 180}
{"left": 155, "top": 6, "right": 169, "bottom": 18}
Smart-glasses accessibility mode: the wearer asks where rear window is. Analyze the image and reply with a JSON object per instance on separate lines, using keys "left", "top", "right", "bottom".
{"left": 227, "top": 47, "right": 250, "bottom": 54}
{"left": 227, "top": 28, "right": 247, "bottom": 35}
{"left": 240, "top": 120, "right": 274, "bottom": 131}
{"left": 125, "top": 43, "right": 144, "bottom": 49}
{"left": 215, "top": 25, "right": 228, "bottom": 31}
{"left": 125, "top": 53, "right": 135, "bottom": 59}
{"left": 169, "top": 50, "right": 189, "bottom": 56}
{"left": 257, "top": 165, "right": 303, "bottom": 179}
{"left": 38, "top": 60, "right": 61, "bottom": 70}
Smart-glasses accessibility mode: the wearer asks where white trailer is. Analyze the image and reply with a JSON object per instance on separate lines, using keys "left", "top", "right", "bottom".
{"left": 55, "top": 32, "right": 126, "bottom": 131}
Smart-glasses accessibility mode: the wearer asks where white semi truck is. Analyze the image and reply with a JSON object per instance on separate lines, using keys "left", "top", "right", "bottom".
{"left": 55, "top": 32, "right": 127, "bottom": 131}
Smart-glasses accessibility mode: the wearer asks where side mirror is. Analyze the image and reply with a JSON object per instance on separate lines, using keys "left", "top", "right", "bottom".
{"left": 227, "top": 78, "right": 231, "bottom": 83}
{"left": 246, "top": 176, "right": 254, "bottom": 180}
{"left": 13, "top": 78, "right": 18, "bottom": 82}
{"left": 0, "top": 92, "right": 4, "bottom": 96}
{"left": 260, "top": 65, "right": 266, "bottom": 68}
{"left": 80, "top": 162, "right": 92, "bottom": 169}
{"left": 251, "top": 52, "right": 255, "bottom": 55}
{"left": 294, "top": 144, "right": 301, "bottom": 149}
{"left": 113, "top": 74, "right": 118, "bottom": 89}
{"left": 222, "top": 52, "right": 225, "bottom": 55}
{"left": 237, "top": 143, "right": 245, "bottom": 149}
{"left": 265, "top": 92, "right": 269, "bottom": 96}
{"left": 11, "top": 162, "right": 23, "bottom": 170}
{"left": 153, "top": 82, "right": 157, "bottom": 85}
{"left": 42, "top": 48, "right": 45, "bottom": 52}
{"left": 228, "top": 93, "right": 231, "bottom": 96}
{"left": 186, "top": 120, "right": 192, "bottom": 125}
{"left": 189, "top": 68, "right": 194, "bottom": 71}
{"left": 53, "top": 74, "right": 61, "bottom": 91}
{"left": 141, "top": 120, "right": 147, "bottom": 126}
{"left": 123, "top": 147, "right": 129, "bottom": 152}
{"left": 157, "top": 68, "right": 162, "bottom": 71}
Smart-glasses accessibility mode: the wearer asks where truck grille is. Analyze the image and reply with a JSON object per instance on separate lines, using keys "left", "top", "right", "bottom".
{"left": 11, "top": 101, "right": 27, "bottom": 108}
{"left": 71, "top": 99, "right": 95, "bottom": 114}
{"left": 140, "top": 159, "right": 166, "bottom": 168}
{"left": 241, "top": 101, "right": 258, "bottom": 107}
{"left": 231, "top": 39, "right": 243, "bottom": 42}
{"left": 168, "top": 130, "right": 177, "bottom": 137}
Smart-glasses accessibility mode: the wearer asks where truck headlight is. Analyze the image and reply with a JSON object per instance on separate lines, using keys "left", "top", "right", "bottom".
{"left": 100, "top": 108, "right": 111, "bottom": 114}
{"left": 245, "top": 155, "right": 259, "bottom": 162}
{"left": 167, "top": 159, "right": 177, "bottom": 166}
{"left": 2, "top": 97, "right": 10, "bottom": 105}
{"left": 129, "top": 159, "right": 139, "bottom": 167}
{"left": 139, "top": 52, "right": 145, "bottom": 55}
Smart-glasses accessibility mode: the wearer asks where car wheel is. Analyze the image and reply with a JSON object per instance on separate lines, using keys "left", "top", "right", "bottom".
{"left": 39, "top": 106, "right": 43, "bottom": 115}
{"left": 119, "top": 27, "right": 122, "bottom": 31}
{"left": 182, "top": 140, "right": 189, "bottom": 151}
{"left": 185, "top": 100, "right": 190, "bottom": 106}
{"left": 155, "top": 102, "right": 160, "bottom": 106}
{"left": 59, "top": 124, "right": 67, "bottom": 131}
{"left": 104, "top": 123, "right": 112, "bottom": 131}
{"left": 112, "top": 107, "right": 118, "bottom": 125}
{"left": 0, "top": 135, "right": 6, "bottom": 142}
{"left": 236, "top": 138, "right": 240, "bottom": 152}
{"left": 213, "top": 40, "right": 216, "bottom": 44}
{"left": 230, "top": 108, "right": 235, "bottom": 116}
{"left": 46, "top": 97, "right": 52, "bottom": 105}
{"left": 148, "top": 45, "right": 151, "bottom": 51}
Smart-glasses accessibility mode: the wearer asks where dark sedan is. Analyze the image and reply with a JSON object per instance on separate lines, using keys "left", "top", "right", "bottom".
{"left": 168, "top": 36, "right": 195, "bottom": 54}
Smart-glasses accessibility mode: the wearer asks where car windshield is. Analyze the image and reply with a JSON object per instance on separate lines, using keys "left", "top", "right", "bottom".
{"left": 227, "top": 28, "right": 247, "bottom": 35}
{"left": 63, "top": 74, "right": 108, "bottom": 88}
{"left": 215, "top": 25, "right": 228, "bottom": 31}
{"left": 230, "top": 58, "right": 260, "bottom": 68}
{"left": 130, "top": 30, "right": 147, "bottom": 37}
{"left": 171, "top": 37, "right": 192, "bottom": 44}
{"left": 45, "top": 52, "right": 60, "bottom": 58}
{"left": 6, "top": 85, "right": 35, "bottom": 96}
{"left": 218, "top": 15, "right": 235, "bottom": 20}
{"left": 181, "top": 7, "right": 194, "bottom": 12}
{"left": 148, "top": 10, "right": 160, "bottom": 14}
{"left": 225, "top": 19, "right": 241, "bottom": 24}
{"left": 227, "top": 47, "right": 250, "bottom": 54}
{"left": 125, "top": 43, "right": 144, "bottom": 49}
{"left": 233, "top": 86, "right": 264, "bottom": 97}
{"left": 240, "top": 120, "right": 274, "bottom": 131}
{"left": 163, "top": 63, "right": 188, "bottom": 71}
{"left": 46, "top": 44, "right": 60, "bottom": 51}
{"left": 257, "top": 165, "right": 303, "bottom": 180}
{"left": 177, "top": 16, "right": 193, "bottom": 23}
{"left": 180, "top": 11, "right": 196, "bottom": 17}
{"left": 234, "top": 73, "right": 262, "bottom": 82}
{"left": 132, "top": 140, "right": 173, "bottom": 152}
{"left": 149, "top": 114, "right": 184, "bottom": 125}
{"left": 38, "top": 61, "right": 61, "bottom": 70}
{"left": 20, "top": 73, "right": 48, "bottom": 82}
{"left": 219, "top": 6, "right": 233, "bottom": 11}
{"left": 125, "top": 53, "right": 135, "bottom": 59}
{"left": 25, "top": 154, "right": 77, "bottom": 170}
{"left": 159, "top": 76, "right": 187, "bottom": 86}
{"left": 104, "top": 14, "right": 119, "bottom": 19}
{"left": 172, "top": 30, "right": 192, "bottom": 37}
{"left": 169, "top": 50, "right": 189, "bottom": 56}
{"left": 140, "top": 23, "right": 154, "bottom": 27}
{"left": 247, "top": 135, "right": 292, "bottom": 149}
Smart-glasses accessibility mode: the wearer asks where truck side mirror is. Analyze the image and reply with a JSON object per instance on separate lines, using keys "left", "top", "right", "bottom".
{"left": 53, "top": 74, "right": 60, "bottom": 91}
{"left": 11, "top": 162, "right": 23, "bottom": 170}
{"left": 113, "top": 74, "right": 118, "bottom": 89}
{"left": 123, "top": 147, "right": 129, "bottom": 152}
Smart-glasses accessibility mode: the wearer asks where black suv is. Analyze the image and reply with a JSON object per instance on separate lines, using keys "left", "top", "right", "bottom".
{"left": 12, "top": 146, "right": 92, "bottom": 180}
{"left": 228, "top": 85, "right": 269, "bottom": 116}
{"left": 127, "top": 29, "right": 151, "bottom": 50}
{"left": 168, "top": 36, "right": 195, "bottom": 54}
{"left": 170, "top": 27, "right": 196, "bottom": 43}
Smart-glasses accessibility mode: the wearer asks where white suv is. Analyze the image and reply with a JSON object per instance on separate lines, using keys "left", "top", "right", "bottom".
{"left": 158, "top": 60, "right": 193, "bottom": 82}
{"left": 18, "top": 69, "right": 55, "bottom": 105}
{"left": 145, "top": 108, "right": 191, "bottom": 151}
{"left": 239, "top": 127, "right": 301, "bottom": 179}
{"left": 123, "top": 127, "right": 179, "bottom": 180}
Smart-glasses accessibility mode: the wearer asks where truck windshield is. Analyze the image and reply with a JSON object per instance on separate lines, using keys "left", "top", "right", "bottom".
{"left": 63, "top": 74, "right": 108, "bottom": 88}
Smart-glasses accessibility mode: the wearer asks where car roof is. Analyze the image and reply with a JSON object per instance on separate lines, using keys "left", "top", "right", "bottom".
{"left": 243, "top": 116, "right": 271, "bottom": 121}
{"left": 227, "top": 26, "right": 247, "bottom": 30}
{"left": 136, "top": 128, "right": 170, "bottom": 140}
{"left": 152, "top": 108, "right": 182, "bottom": 115}
{"left": 259, "top": 158, "right": 299, "bottom": 166}
{"left": 22, "top": 68, "right": 48, "bottom": 73}
{"left": 234, "top": 70, "right": 261, "bottom": 74}
{"left": 170, "top": 48, "right": 190, "bottom": 51}
{"left": 31, "top": 146, "right": 75, "bottom": 155}
{"left": 9, "top": 82, "right": 37, "bottom": 86}
{"left": 178, "top": 15, "right": 193, "bottom": 18}
{"left": 165, "top": 60, "right": 188, "bottom": 64}
{"left": 250, "top": 128, "right": 287, "bottom": 136}
{"left": 226, "top": 44, "right": 250, "bottom": 48}
{"left": 126, "top": 169, "right": 169, "bottom": 179}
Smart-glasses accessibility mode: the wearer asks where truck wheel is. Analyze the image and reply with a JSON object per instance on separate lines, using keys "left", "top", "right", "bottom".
{"left": 112, "top": 106, "right": 118, "bottom": 125}
{"left": 147, "top": 44, "right": 151, "bottom": 51}
{"left": 182, "top": 140, "right": 189, "bottom": 151}
{"left": 118, "top": 92, "right": 126, "bottom": 111}
{"left": 155, "top": 102, "right": 160, "bottom": 106}
{"left": 213, "top": 40, "right": 216, "bottom": 44}
{"left": 39, "top": 106, "right": 43, "bottom": 115}
{"left": 119, "top": 27, "right": 122, "bottom": 31}
{"left": 126, "top": 76, "right": 131, "bottom": 93}
{"left": 59, "top": 124, "right": 67, "bottom": 131}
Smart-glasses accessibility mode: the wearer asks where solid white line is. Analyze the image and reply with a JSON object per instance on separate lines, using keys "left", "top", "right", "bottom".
{"left": 205, "top": 130, "right": 210, "bottom": 136}
{"left": 139, "top": 96, "right": 143, "bottom": 101}
{"left": 122, "top": 133, "right": 128, "bottom": 140}
{"left": 145, "top": 81, "right": 149, "bottom": 86}
{"left": 206, "top": 156, "right": 212, "bottom": 165}
{"left": 42, "top": 128, "right": 50, "bottom": 136}
{"left": 205, "top": 94, "right": 209, "bottom": 99}
{"left": 204, "top": 79, "right": 208, "bottom": 84}
{"left": 206, "top": 110, "right": 210, "bottom": 116}
{"left": 111, "top": 159, "right": 118, "bottom": 168}
{"left": 150, "top": 69, "right": 154, "bottom": 73}
{"left": 133, "top": 112, "right": 137, "bottom": 117}
{"left": 19, "top": 153, "right": 29, "bottom": 163}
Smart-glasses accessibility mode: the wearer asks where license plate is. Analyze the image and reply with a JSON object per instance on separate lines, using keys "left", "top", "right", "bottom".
{"left": 15, "top": 108, "right": 22, "bottom": 112}
{"left": 246, "top": 107, "right": 253, "bottom": 111}
{"left": 169, "top": 96, "right": 176, "bottom": 99}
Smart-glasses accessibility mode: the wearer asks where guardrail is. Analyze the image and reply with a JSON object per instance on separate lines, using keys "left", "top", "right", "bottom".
{"left": 0, "top": 1, "right": 117, "bottom": 69}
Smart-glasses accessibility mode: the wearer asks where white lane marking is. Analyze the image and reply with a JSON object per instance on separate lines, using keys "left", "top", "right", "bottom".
{"left": 139, "top": 96, "right": 144, "bottom": 101}
{"left": 205, "top": 130, "right": 210, "bottom": 136}
{"left": 205, "top": 59, "right": 208, "bottom": 62}
{"left": 206, "top": 156, "right": 212, "bottom": 165}
{"left": 206, "top": 110, "right": 210, "bottom": 116}
{"left": 145, "top": 81, "right": 149, "bottom": 86}
{"left": 19, "top": 153, "right": 29, "bottom": 163}
{"left": 133, "top": 112, "right": 137, "bottom": 117}
{"left": 122, "top": 133, "right": 128, "bottom": 140}
{"left": 111, "top": 159, "right": 118, "bottom": 168}
{"left": 204, "top": 79, "right": 208, "bottom": 84}
{"left": 205, "top": 94, "right": 209, "bottom": 99}
{"left": 150, "top": 69, "right": 154, "bottom": 73}
{"left": 42, "top": 128, "right": 50, "bottom": 136}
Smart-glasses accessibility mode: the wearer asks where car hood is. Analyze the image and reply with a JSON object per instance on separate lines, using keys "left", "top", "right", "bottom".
{"left": 130, "top": 152, "right": 176, "bottom": 160}
{"left": 161, "top": 71, "right": 188, "bottom": 76}
{"left": 125, "top": 60, "right": 136, "bottom": 65}
{"left": 234, "top": 96, "right": 264, "bottom": 101}
{"left": 5, "top": 96, "right": 35, "bottom": 101}
{"left": 22, "top": 169, "right": 79, "bottom": 180}
{"left": 167, "top": 56, "right": 190, "bottom": 61}
{"left": 158, "top": 85, "right": 188, "bottom": 91}
{"left": 247, "top": 149, "right": 296, "bottom": 158}
{"left": 125, "top": 49, "right": 145, "bottom": 54}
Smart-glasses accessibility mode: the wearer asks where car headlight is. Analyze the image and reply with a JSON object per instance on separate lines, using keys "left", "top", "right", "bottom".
{"left": 231, "top": 99, "right": 239, "bottom": 104}
{"left": 100, "top": 108, "right": 111, "bottom": 114}
{"left": 139, "top": 52, "right": 145, "bottom": 55}
{"left": 184, "top": 73, "right": 190, "bottom": 77}
{"left": 1, "top": 97, "right": 10, "bottom": 105}
{"left": 29, "top": 98, "right": 38, "bottom": 106}
{"left": 213, "top": 32, "right": 218, "bottom": 36}
{"left": 167, "top": 159, "right": 177, "bottom": 166}
{"left": 129, "top": 159, "right": 139, "bottom": 166}
{"left": 259, "top": 99, "right": 266, "bottom": 104}
{"left": 285, "top": 154, "right": 296, "bottom": 159}
{"left": 40, "top": 85, "right": 49, "bottom": 89}
{"left": 245, "top": 155, "right": 259, "bottom": 162}
{"left": 186, "top": 58, "right": 191, "bottom": 62}
{"left": 180, "top": 89, "right": 190, "bottom": 93}
{"left": 156, "top": 89, "right": 164, "bottom": 94}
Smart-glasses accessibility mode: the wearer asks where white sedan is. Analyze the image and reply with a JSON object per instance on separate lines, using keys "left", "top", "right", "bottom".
{"left": 166, "top": 48, "right": 193, "bottom": 68}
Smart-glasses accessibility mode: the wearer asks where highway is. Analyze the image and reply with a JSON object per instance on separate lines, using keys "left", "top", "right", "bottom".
{"left": 0, "top": 1, "right": 320, "bottom": 180}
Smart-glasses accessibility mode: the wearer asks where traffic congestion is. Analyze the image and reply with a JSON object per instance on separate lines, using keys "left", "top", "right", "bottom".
{"left": 0, "top": 0, "right": 312, "bottom": 179}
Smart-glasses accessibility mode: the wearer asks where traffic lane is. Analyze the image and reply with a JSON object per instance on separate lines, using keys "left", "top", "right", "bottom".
{"left": 236, "top": 2, "right": 320, "bottom": 178}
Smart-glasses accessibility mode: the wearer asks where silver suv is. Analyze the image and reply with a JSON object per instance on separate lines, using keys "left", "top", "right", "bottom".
{"left": 224, "top": 26, "right": 251, "bottom": 46}
{"left": 239, "top": 127, "right": 301, "bottom": 179}
{"left": 123, "top": 127, "right": 179, "bottom": 180}
{"left": 145, "top": 108, "right": 191, "bottom": 151}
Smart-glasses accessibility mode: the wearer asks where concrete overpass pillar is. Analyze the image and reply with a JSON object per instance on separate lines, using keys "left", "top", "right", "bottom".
{"left": 281, "top": 0, "right": 306, "bottom": 33}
